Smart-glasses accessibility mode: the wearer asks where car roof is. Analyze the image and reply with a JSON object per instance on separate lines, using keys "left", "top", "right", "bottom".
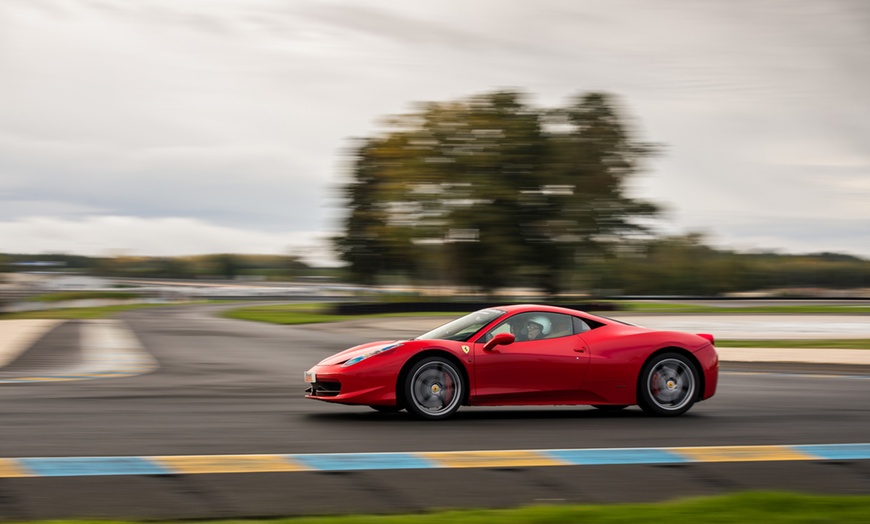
{"left": 494, "top": 304, "right": 614, "bottom": 324}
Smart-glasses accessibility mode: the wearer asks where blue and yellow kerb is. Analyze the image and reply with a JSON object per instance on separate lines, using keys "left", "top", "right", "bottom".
{"left": 1, "top": 443, "right": 868, "bottom": 477}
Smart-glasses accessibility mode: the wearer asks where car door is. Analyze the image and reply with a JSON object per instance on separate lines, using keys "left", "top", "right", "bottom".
{"left": 471, "top": 312, "right": 590, "bottom": 405}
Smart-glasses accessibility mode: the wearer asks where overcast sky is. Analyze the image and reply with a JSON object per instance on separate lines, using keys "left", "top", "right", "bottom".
{"left": 1, "top": 0, "right": 868, "bottom": 265}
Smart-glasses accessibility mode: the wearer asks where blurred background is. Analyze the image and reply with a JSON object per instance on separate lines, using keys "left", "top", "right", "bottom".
{"left": 1, "top": 0, "right": 868, "bottom": 302}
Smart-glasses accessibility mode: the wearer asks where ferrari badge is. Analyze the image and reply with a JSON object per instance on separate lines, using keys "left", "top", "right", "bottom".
{"left": 462, "top": 345, "right": 470, "bottom": 354}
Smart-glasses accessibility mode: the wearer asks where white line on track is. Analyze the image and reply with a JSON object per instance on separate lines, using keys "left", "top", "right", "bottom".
{"left": 0, "top": 319, "right": 158, "bottom": 383}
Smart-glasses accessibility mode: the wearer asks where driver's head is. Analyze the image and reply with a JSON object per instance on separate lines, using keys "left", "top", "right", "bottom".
{"left": 526, "top": 315, "right": 551, "bottom": 336}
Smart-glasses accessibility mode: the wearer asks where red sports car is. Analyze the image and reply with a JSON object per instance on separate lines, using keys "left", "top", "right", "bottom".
{"left": 304, "top": 304, "right": 718, "bottom": 419}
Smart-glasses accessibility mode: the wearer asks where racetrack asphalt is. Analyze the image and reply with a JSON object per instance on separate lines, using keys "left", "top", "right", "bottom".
{"left": 0, "top": 305, "right": 868, "bottom": 519}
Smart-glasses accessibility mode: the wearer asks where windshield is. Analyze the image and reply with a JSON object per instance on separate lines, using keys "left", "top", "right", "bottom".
{"left": 416, "top": 308, "right": 506, "bottom": 342}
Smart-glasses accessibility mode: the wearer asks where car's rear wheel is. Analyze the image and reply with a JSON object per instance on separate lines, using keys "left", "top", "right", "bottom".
{"left": 638, "top": 352, "right": 698, "bottom": 416}
{"left": 404, "top": 356, "right": 464, "bottom": 420}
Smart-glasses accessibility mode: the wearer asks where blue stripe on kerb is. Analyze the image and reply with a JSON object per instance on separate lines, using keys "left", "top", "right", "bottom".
{"left": 290, "top": 452, "right": 435, "bottom": 471}
{"left": 794, "top": 444, "right": 870, "bottom": 460}
{"left": 545, "top": 448, "right": 686, "bottom": 465}
{"left": 20, "top": 457, "right": 170, "bottom": 477}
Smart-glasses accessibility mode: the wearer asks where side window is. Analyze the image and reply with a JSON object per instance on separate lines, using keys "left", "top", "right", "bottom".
{"left": 572, "top": 316, "right": 603, "bottom": 333}
{"left": 484, "top": 320, "right": 515, "bottom": 342}
{"left": 482, "top": 314, "right": 533, "bottom": 342}
{"left": 485, "top": 312, "right": 575, "bottom": 342}
{"left": 573, "top": 316, "right": 591, "bottom": 333}
{"left": 548, "top": 314, "right": 573, "bottom": 338}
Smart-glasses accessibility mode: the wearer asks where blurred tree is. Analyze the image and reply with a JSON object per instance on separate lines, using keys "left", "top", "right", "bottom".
{"left": 532, "top": 92, "right": 661, "bottom": 293}
{"left": 334, "top": 138, "right": 421, "bottom": 285}
{"left": 335, "top": 90, "right": 660, "bottom": 294}
{"left": 206, "top": 254, "right": 240, "bottom": 280}
{"left": 281, "top": 254, "right": 309, "bottom": 280}
{"left": 151, "top": 257, "right": 196, "bottom": 279}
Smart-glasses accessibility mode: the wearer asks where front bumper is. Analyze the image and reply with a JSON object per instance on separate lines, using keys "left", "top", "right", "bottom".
{"left": 303, "top": 364, "right": 398, "bottom": 406}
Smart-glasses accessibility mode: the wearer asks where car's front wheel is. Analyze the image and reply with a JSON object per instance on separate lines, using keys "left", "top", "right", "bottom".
{"left": 637, "top": 352, "right": 698, "bottom": 416}
{"left": 403, "top": 356, "right": 464, "bottom": 420}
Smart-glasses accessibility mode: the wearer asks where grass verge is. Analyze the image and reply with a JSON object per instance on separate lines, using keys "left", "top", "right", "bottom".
{"left": 0, "top": 303, "right": 170, "bottom": 320}
{"left": 27, "top": 291, "right": 142, "bottom": 302}
{"left": 22, "top": 492, "right": 870, "bottom": 523}
{"left": 220, "top": 303, "right": 457, "bottom": 325}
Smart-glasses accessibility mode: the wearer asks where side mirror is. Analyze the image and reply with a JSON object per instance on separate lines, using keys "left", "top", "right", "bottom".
{"left": 483, "top": 332, "right": 515, "bottom": 352}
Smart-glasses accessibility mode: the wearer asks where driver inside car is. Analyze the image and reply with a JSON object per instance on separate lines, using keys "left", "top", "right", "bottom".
{"left": 525, "top": 315, "right": 551, "bottom": 340}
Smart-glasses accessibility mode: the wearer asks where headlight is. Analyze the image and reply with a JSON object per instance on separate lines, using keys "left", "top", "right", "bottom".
{"left": 341, "top": 343, "right": 402, "bottom": 367}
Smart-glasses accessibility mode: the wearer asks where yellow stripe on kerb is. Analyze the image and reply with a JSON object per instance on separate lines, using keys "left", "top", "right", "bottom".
{"left": 420, "top": 450, "right": 564, "bottom": 468}
{"left": 155, "top": 455, "right": 309, "bottom": 474}
{"left": 673, "top": 445, "right": 815, "bottom": 463}
{"left": 0, "top": 459, "right": 30, "bottom": 478}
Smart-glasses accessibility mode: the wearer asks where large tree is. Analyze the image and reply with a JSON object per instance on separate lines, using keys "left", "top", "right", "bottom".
{"left": 335, "top": 90, "right": 660, "bottom": 294}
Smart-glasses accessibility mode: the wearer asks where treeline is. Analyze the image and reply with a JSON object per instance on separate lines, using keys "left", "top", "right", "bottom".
{"left": 0, "top": 242, "right": 867, "bottom": 295}
{"left": 0, "top": 253, "right": 316, "bottom": 281}
{"left": 580, "top": 235, "right": 869, "bottom": 296}
{"left": 341, "top": 235, "right": 869, "bottom": 296}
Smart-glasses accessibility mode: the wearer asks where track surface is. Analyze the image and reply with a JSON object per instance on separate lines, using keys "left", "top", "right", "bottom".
{"left": 1, "top": 305, "right": 869, "bottom": 519}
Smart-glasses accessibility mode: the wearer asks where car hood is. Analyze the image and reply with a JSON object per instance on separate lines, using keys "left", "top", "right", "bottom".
{"left": 317, "top": 340, "right": 406, "bottom": 366}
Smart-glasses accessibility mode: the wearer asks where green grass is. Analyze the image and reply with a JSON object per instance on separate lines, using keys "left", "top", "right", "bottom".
{"left": 717, "top": 339, "right": 870, "bottom": 349}
{"left": 222, "top": 308, "right": 354, "bottom": 325}
{"left": 0, "top": 303, "right": 165, "bottom": 320}
{"left": 613, "top": 302, "right": 870, "bottom": 314}
{"left": 23, "top": 492, "right": 870, "bottom": 523}
{"left": 28, "top": 291, "right": 142, "bottom": 302}
{"left": 221, "top": 303, "right": 458, "bottom": 325}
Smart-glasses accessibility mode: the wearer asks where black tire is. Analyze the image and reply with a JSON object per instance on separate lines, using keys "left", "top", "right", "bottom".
{"left": 369, "top": 405, "right": 403, "bottom": 413}
{"left": 592, "top": 404, "right": 629, "bottom": 411}
{"left": 637, "top": 352, "right": 699, "bottom": 416}
{"left": 403, "top": 356, "right": 464, "bottom": 420}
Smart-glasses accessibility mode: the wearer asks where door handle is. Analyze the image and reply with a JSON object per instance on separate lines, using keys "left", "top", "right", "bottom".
{"left": 574, "top": 346, "right": 587, "bottom": 353}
